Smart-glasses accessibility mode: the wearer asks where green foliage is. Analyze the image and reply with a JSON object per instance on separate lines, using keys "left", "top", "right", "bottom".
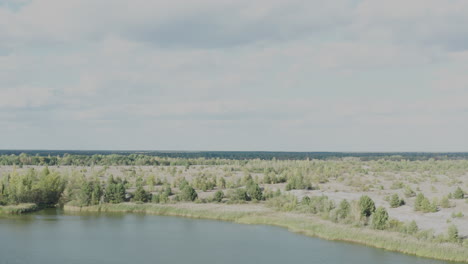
{"left": 447, "top": 224, "right": 459, "bottom": 243}
{"left": 133, "top": 186, "right": 150, "bottom": 203}
{"left": 404, "top": 186, "right": 416, "bottom": 198}
{"left": 213, "top": 190, "right": 224, "bottom": 202}
{"left": 414, "top": 193, "right": 437, "bottom": 213}
{"left": 179, "top": 185, "right": 198, "bottom": 202}
{"left": 451, "top": 212, "right": 463, "bottom": 218}
{"left": 104, "top": 176, "right": 126, "bottom": 204}
{"left": 406, "top": 220, "right": 419, "bottom": 234}
{"left": 246, "top": 180, "right": 263, "bottom": 201}
{"left": 301, "top": 196, "right": 311, "bottom": 205}
{"left": 453, "top": 187, "right": 465, "bottom": 199}
{"left": 2, "top": 168, "right": 66, "bottom": 207}
{"left": 371, "top": 207, "right": 389, "bottom": 230}
{"left": 359, "top": 195, "right": 376, "bottom": 217}
{"left": 79, "top": 178, "right": 103, "bottom": 206}
{"left": 440, "top": 196, "right": 451, "bottom": 208}
{"left": 336, "top": 199, "right": 350, "bottom": 220}
{"left": 389, "top": 194, "right": 404, "bottom": 208}
{"left": 229, "top": 188, "right": 249, "bottom": 202}
{"left": 285, "top": 171, "right": 312, "bottom": 191}
{"left": 265, "top": 193, "right": 298, "bottom": 211}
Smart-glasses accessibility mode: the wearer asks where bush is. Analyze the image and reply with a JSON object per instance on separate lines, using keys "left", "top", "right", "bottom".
{"left": 406, "top": 220, "right": 419, "bottom": 234}
{"left": 229, "top": 188, "right": 249, "bottom": 202}
{"left": 414, "top": 193, "right": 437, "bottom": 213}
{"left": 246, "top": 181, "right": 263, "bottom": 201}
{"left": 336, "top": 199, "right": 350, "bottom": 220}
{"left": 404, "top": 186, "right": 416, "bottom": 198}
{"left": 213, "top": 190, "right": 224, "bottom": 202}
{"left": 389, "top": 194, "right": 404, "bottom": 208}
{"left": 180, "top": 185, "right": 198, "bottom": 201}
{"left": 440, "top": 196, "right": 451, "bottom": 208}
{"left": 453, "top": 187, "right": 465, "bottom": 199}
{"left": 359, "top": 195, "right": 376, "bottom": 217}
{"left": 133, "top": 186, "right": 150, "bottom": 203}
{"left": 447, "top": 224, "right": 459, "bottom": 243}
{"left": 371, "top": 207, "right": 389, "bottom": 230}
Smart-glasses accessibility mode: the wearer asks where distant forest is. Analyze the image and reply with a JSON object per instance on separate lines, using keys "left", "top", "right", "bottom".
{"left": 0, "top": 150, "right": 468, "bottom": 166}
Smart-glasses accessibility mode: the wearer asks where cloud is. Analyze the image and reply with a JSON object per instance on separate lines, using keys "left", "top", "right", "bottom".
{"left": 1, "top": 0, "right": 468, "bottom": 150}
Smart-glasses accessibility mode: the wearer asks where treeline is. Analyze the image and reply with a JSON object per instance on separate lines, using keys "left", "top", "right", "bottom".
{"left": 2, "top": 150, "right": 468, "bottom": 161}
{"left": 0, "top": 153, "right": 239, "bottom": 166}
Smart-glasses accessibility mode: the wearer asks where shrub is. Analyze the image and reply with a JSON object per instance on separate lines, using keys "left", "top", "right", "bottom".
{"left": 180, "top": 185, "right": 198, "bottom": 201}
{"left": 213, "top": 190, "right": 224, "bottom": 202}
{"left": 336, "top": 199, "right": 350, "bottom": 220}
{"left": 133, "top": 186, "right": 150, "bottom": 203}
{"left": 414, "top": 193, "right": 437, "bottom": 213}
{"left": 301, "top": 196, "right": 311, "bottom": 205}
{"left": 440, "top": 196, "right": 451, "bottom": 208}
{"left": 229, "top": 188, "right": 249, "bottom": 202}
{"left": 371, "top": 207, "right": 389, "bottom": 230}
{"left": 406, "top": 220, "right": 419, "bottom": 234}
{"left": 359, "top": 195, "right": 376, "bottom": 217}
{"left": 246, "top": 181, "right": 263, "bottom": 201}
{"left": 404, "top": 186, "right": 416, "bottom": 198}
{"left": 453, "top": 187, "right": 465, "bottom": 199}
{"left": 447, "top": 224, "right": 459, "bottom": 243}
{"left": 389, "top": 194, "right": 404, "bottom": 208}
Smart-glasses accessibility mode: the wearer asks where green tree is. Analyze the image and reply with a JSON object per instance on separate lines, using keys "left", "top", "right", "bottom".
{"left": 359, "top": 195, "right": 376, "bottom": 217}
{"left": 371, "top": 207, "right": 389, "bottom": 230}
{"left": 180, "top": 185, "right": 198, "bottom": 201}
{"left": 389, "top": 194, "right": 404, "bottom": 208}
{"left": 453, "top": 187, "right": 465, "bottom": 199}
{"left": 133, "top": 185, "right": 149, "bottom": 202}
{"left": 337, "top": 199, "right": 350, "bottom": 220}
{"left": 213, "top": 190, "right": 224, "bottom": 202}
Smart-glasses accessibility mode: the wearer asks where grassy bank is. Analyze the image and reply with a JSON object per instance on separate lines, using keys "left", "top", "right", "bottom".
{"left": 64, "top": 203, "right": 468, "bottom": 263}
{"left": 0, "top": 203, "right": 39, "bottom": 214}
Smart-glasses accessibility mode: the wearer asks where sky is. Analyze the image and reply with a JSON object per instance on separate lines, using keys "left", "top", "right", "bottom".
{"left": 1, "top": 0, "right": 468, "bottom": 151}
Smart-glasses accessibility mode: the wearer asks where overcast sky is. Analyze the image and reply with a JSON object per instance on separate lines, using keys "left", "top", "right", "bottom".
{"left": 1, "top": 0, "right": 467, "bottom": 151}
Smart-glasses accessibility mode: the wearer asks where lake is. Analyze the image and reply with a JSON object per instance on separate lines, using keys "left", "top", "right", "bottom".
{"left": 0, "top": 209, "right": 459, "bottom": 264}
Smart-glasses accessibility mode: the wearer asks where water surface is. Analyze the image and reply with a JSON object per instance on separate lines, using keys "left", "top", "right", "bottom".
{"left": 0, "top": 210, "right": 460, "bottom": 264}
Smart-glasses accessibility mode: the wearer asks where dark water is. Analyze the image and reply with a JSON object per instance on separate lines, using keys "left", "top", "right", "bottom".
{"left": 0, "top": 210, "right": 459, "bottom": 264}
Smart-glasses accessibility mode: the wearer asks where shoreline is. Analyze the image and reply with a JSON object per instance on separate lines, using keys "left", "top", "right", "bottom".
{"left": 0, "top": 203, "right": 39, "bottom": 214}
{"left": 63, "top": 203, "right": 468, "bottom": 263}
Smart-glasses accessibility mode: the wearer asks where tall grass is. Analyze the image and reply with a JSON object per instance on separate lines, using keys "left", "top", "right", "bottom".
{"left": 65, "top": 203, "right": 468, "bottom": 263}
{"left": 0, "top": 203, "right": 39, "bottom": 214}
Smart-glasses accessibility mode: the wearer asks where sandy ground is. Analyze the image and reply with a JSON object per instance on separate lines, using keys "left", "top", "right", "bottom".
{"left": 2, "top": 164, "right": 468, "bottom": 236}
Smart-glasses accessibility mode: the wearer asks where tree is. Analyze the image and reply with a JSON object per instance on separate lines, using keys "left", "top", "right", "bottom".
{"left": 337, "top": 199, "right": 350, "bottom": 220}
{"left": 389, "top": 194, "right": 404, "bottom": 208}
{"left": 246, "top": 181, "right": 263, "bottom": 201}
{"left": 180, "top": 185, "right": 198, "bottom": 201}
{"left": 371, "top": 207, "right": 389, "bottom": 230}
{"left": 213, "top": 190, "right": 224, "bottom": 202}
{"left": 359, "top": 195, "right": 376, "bottom": 217}
{"left": 453, "top": 187, "right": 465, "bottom": 199}
{"left": 133, "top": 185, "right": 149, "bottom": 203}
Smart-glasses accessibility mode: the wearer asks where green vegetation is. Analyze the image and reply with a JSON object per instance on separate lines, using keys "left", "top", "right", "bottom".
{"left": 414, "top": 193, "right": 437, "bottom": 213}
{"left": 371, "top": 207, "right": 389, "bottom": 230}
{"left": 3, "top": 152, "right": 468, "bottom": 262}
{"left": 389, "top": 194, "right": 405, "bottom": 208}
{"left": 359, "top": 195, "right": 376, "bottom": 217}
{"left": 453, "top": 187, "right": 465, "bottom": 199}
